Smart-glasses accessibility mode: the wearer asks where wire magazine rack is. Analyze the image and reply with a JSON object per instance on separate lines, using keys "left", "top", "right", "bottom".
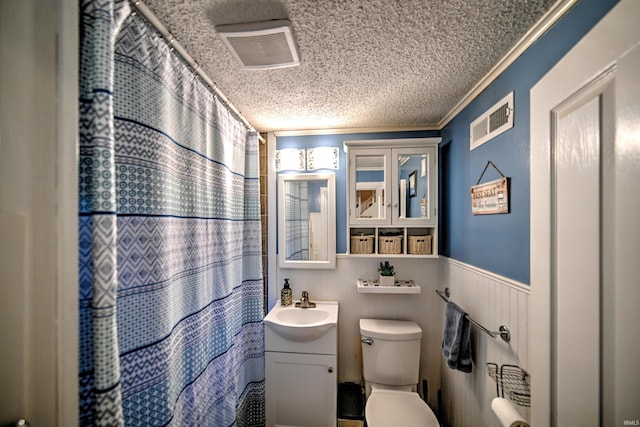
{"left": 486, "top": 363, "right": 531, "bottom": 407}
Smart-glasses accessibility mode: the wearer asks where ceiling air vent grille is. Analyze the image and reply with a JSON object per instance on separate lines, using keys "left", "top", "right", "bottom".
{"left": 216, "top": 20, "right": 300, "bottom": 70}
{"left": 470, "top": 92, "right": 514, "bottom": 150}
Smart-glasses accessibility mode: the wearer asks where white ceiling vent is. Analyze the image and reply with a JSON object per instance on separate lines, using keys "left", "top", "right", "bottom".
{"left": 216, "top": 20, "right": 300, "bottom": 70}
{"left": 470, "top": 91, "right": 514, "bottom": 150}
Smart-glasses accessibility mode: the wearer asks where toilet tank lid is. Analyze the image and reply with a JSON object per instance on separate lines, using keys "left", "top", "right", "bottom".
{"left": 360, "top": 319, "right": 422, "bottom": 340}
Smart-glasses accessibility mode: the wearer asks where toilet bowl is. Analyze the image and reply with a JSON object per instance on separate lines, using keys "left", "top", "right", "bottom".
{"left": 360, "top": 319, "right": 439, "bottom": 427}
{"left": 365, "top": 388, "right": 439, "bottom": 427}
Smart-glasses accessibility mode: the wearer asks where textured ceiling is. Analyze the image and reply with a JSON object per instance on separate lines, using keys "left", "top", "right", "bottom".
{"left": 143, "top": 0, "right": 557, "bottom": 132}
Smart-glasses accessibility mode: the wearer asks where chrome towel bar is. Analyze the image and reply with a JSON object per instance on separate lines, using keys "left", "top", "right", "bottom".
{"left": 436, "top": 288, "right": 511, "bottom": 342}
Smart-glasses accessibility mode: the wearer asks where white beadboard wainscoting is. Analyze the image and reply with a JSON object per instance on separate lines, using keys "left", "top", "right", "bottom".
{"left": 273, "top": 255, "right": 443, "bottom": 411}
{"left": 439, "top": 257, "right": 530, "bottom": 427}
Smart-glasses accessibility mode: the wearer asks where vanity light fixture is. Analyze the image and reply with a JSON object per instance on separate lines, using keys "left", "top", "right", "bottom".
{"left": 275, "top": 148, "right": 306, "bottom": 171}
{"left": 306, "top": 147, "right": 339, "bottom": 170}
{"left": 276, "top": 147, "right": 339, "bottom": 171}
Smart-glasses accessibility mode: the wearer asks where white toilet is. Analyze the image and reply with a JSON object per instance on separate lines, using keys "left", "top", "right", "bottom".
{"left": 360, "top": 319, "right": 440, "bottom": 427}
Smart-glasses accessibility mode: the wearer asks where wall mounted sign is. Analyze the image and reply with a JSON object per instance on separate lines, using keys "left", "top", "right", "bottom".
{"left": 471, "top": 161, "right": 509, "bottom": 215}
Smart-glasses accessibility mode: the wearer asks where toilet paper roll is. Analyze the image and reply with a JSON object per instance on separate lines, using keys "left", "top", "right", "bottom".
{"left": 491, "top": 397, "right": 530, "bottom": 427}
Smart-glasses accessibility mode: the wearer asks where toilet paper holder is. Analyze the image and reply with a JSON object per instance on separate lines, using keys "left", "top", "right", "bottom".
{"left": 487, "top": 363, "right": 531, "bottom": 407}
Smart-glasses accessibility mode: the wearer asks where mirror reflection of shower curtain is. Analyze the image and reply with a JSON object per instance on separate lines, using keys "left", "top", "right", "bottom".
{"left": 285, "top": 181, "right": 309, "bottom": 260}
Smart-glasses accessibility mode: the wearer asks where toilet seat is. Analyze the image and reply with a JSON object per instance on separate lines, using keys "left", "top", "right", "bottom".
{"left": 365, "top": 389, "right": 439, "bottom": 427}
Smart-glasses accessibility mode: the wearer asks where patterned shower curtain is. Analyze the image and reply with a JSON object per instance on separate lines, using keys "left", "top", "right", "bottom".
{"left": 78, "top": 1, "right": 265, "bottom": 425}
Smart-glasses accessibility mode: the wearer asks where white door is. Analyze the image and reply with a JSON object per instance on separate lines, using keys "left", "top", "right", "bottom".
{"left": 0, "top": 1, "right": 78, "bottom": 425}
{"left": 530, "top": 1, "right": 640, "bottom": 425}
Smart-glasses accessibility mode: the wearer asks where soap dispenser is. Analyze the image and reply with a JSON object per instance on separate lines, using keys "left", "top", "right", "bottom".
{"left": 281, "top": 278, "right": 292, "bottom": 306}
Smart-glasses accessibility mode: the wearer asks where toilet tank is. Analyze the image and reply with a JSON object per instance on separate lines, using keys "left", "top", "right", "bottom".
{"left": 360, "top": 319, "right": 422, "bottom": 387}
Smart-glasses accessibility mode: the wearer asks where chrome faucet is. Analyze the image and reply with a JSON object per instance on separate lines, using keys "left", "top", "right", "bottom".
{"left": 295, "top": 290, "right": 316, "bottom": 308}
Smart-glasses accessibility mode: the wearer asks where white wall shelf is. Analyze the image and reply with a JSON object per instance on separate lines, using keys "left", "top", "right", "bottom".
{"left": 356, "top": 279, "right": 421, "bottom": 294}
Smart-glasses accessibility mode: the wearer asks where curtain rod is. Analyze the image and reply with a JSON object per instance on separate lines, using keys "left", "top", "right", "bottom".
{"left": 129, "top": 0, "right": 265, "bottom": 143}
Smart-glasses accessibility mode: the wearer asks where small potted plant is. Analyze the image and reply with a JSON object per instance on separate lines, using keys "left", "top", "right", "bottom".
{"left": 378, "top": 261, "right": 396, "bottom": 286}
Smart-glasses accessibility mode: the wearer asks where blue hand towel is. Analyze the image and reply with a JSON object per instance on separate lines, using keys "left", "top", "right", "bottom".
{"left": 441, "top": 301, "right": 472, "bottom": 373}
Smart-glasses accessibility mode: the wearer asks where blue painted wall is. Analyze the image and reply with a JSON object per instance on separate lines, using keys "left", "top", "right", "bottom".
{"left": 440, "top": 0, "right": 618, "bottom": 284}
{"left": 277, "top": 130, "right": 441, "bottom": 254}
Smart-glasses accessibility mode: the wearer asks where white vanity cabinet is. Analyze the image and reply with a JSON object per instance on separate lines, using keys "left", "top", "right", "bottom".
{"left": 264, "top": 302, "right": 338, "bottom": 427}
{"left": 265, "top": 352, "right": 336, "bottom": 427}
{"left": 346, "top": 138, "right": 441, "bottom": 257}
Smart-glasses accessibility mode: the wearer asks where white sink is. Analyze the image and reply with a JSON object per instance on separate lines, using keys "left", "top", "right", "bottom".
{"left": 264, "top": 301, "right": 339, "bottom": 342}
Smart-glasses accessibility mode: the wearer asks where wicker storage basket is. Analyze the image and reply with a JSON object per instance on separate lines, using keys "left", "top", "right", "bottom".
{"left": 408, "top": 235, "right": 432, "bottom": 255}
{"left": 350, "top": 234, "right": 374, "bottom": 254}
{"left": 378, "top": 236, "right": 402, "bottom": 254}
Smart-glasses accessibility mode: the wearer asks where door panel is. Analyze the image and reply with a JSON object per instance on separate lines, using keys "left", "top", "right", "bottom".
{"left": 553, "top": 88, "right": 606, "bottom": 427}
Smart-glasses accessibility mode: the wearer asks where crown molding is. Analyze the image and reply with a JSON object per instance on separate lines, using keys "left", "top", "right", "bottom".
{"left": 273, "top": 124, "right": 439, "bottom": 137}
{"left": 437, "top": 0, "right": 578, "bottom": 129}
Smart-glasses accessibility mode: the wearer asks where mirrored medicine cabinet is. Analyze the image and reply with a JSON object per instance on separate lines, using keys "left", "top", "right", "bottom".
{"left": 345, "top": 138, "right": 441, "bottom": 257}
{"left": 278, "top": 173, "right": 336, "bottom": 269}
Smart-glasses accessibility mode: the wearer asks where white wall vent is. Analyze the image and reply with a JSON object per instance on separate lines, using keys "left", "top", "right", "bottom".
{"left": 216, "top": 20, "right": 300, "bottom": 70}
{"left": 470, "top": 91, "right": 514, "bottom": 150}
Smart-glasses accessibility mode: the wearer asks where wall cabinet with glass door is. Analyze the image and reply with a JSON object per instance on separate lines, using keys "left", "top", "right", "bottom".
{"left": 346, "top": 138, "right": 440, "bottom": 257}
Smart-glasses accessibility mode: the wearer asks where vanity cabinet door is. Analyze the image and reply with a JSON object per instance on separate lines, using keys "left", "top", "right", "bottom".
{"left": 265, "top": 352, "right": 337, "bottom": 427}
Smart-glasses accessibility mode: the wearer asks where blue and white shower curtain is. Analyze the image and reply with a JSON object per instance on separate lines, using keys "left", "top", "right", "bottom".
{"left": 79, "top": 1, "right": 265, "bottom": 425}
